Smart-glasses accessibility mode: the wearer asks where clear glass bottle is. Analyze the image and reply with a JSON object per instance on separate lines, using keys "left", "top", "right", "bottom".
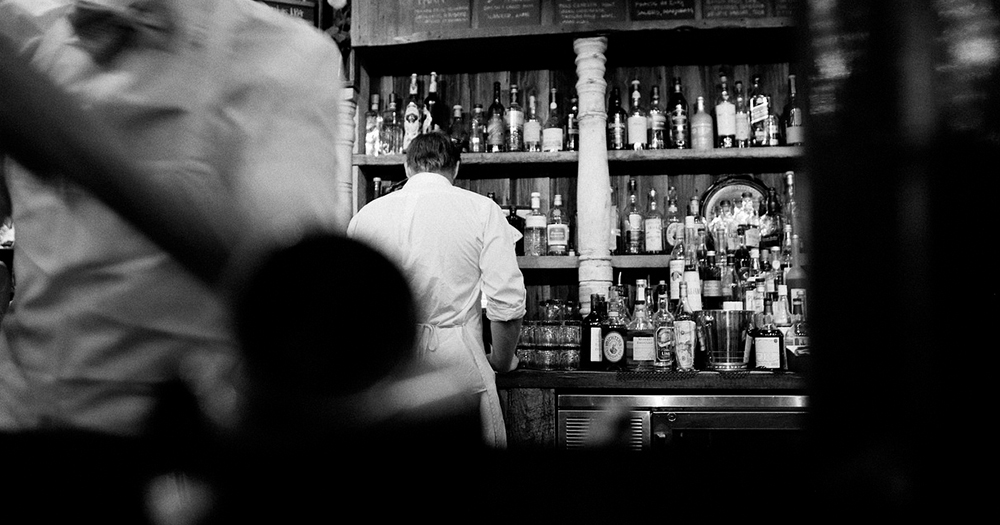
{"left": 784, "top": 233, "right": 808, "bottom": 320}
{"left": 626, "top": 279, "right": 656, "bottom": 371}
{"left": 402, "top": 73, "right": 422, "bottom": 152}
{"left": 542, "top": 88, "right": 564, "bottom": 152}
{"left": 447, "top": 105, "right": 469, "bottom": 152}
{"left": 783, "top": 74, "right": 804, "bottom": 146}
{"left": 422, "top": 71, "right": 442, "bottom": 134}
{"left": 715, "top": 72, "right": 736, "bottom": 148}
{"left": 734, "top": 80, "right": 751, "bottom": 148}
{"left": 546, "top": 194, "right": 569, "bottom": 256}
{"left": 609, "top": 185, "right": 621, "bottom": 255}
{"left": 748, "top": 74, "right": 772, "bottom": 147}
{"left": 581, "top": 293, "right": 606, "bottom": 370}
{"left": 774, "top": 283, "right": 791, "bottom": 328}
{"left": 506, "top": 83, "right": 524, "bottom": 152}
{"left": 643, "top": 188, "right": 664, "bottom": 254}
{"left": 624, "top": 179, "right": 644, "bottom": 254}
{"left": 380, "top": 92, "right": 403, "bottom": 155}
{"left": 651, "top": 292, "right": 674, "bottom": 370}
{"left": 667, "top": 77, "right": 689, "bottom": 149}
{"left": 668, "top": 218, "right": 686, "bottom": 312}
{"left": 682, "top": 215, "right": 703, "bottom": 311}
{"left": 627, "top": 79, "right": 648, "bottom": 150}
{"left": 690, "top": 95, "right": 715, "bottom": 150}
{"left": 673, "top": 280, "right": 697, "bottom": 372}
{"left": 364, "top": 93, "right": 382, "bottom": 156}
{"left": 663, "top": 186, "right": 682, "bottom": 252}
{"left": 602, "top": 287, "right": 628, "bottom": 371}
{"left": 468, "top": 103, "right": 486, "bottom": 153}
{"left": 565, "top": 96, "right": 579, "bottom": 151}
{"left": 607, "top": 86, "right": 627, "bottom": 150}
{"left": 523, "top": 94, "right": 542, "bottom": 152}
{"left": 486, "top": 81, "right": 506, "bottom": 153}
{"left": 523, "top": 191, "right": 547, "bottom": 256}
{"left": 648, "top": 85, "right": 667, "bottom": 149}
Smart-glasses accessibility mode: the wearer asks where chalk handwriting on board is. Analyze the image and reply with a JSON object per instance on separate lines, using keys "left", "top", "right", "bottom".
{"left": 479, "top": 0, "right": 541, "bottom": 27}
{"left": 629, "top": 0, "right": 695, "bottom": 21}
{"left": 703, "top": 0, "right": 767, "bottom": 19}
{"left": 413, "top": 0, "right": 471, "bottom": 28}
{"left": 555, "top": 0, "right": 626, "bottom": 24}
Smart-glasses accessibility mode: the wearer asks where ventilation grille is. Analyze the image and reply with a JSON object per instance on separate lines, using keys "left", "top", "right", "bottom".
{"left": 558, "top": 410, "right": 650, "bottom": 450}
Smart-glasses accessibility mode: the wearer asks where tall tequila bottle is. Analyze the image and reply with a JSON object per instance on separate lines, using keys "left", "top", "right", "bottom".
{"left": 648, "top": 85, "right": 667, "bottom": 149}
{"left": 627, "top": 79, "right": 648, "bottom": 150}
{"left": 667, "top": 77, "right": 689, "bottom": 149}
{"left": 486, "top": 82, "right": 505, "bottom": 153}
{"left": 673, "top": 280, "right": 697, "bottom": 372}
{"left": 624, "top": 179, "right": 644, "bottom": 254}
{"left": 652, "top": 293, "right": 674, "bottom": 370}
{"left": 715, "top": 72, "right": 736, "bottom": 148}
{"left": 402, "top": 73, "right": 422, "bottom": 152}
{"left": 643, "top": 188, "right": 664, "bottom": 254}
{"left": 523, "top": 94, "right": 542, "bottom": 152}
{"left": 506, "top": 83, "right": 524, "bottom": 152}
{"left": 542, "top": 88, "right": 564, "bottom": 152}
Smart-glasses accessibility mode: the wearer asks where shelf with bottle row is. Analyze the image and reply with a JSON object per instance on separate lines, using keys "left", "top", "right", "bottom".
{"left": 354, "top": 146, "right": 802, "bottom": 168}
{"left": 518, "top": 254, "right": 676, "bottom": 270}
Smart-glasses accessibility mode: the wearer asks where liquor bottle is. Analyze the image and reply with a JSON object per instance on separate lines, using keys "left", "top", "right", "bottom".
{"left": 673, "top": 280, "right": 697, "bottom": 372}
{"left": 422, "top": 71, "right": 443, "bottom": 134}
{"left": 523, "top": 191, "right": 547, "bottom": 256}
{"left": 715, "top": 72, "right": 736, "bottom": 148}
{"left": 780, "top": 224, "right": 794, "bottom": 274}
{"left": 523, "top": 94, "right": 542, "bottom": 152}
{"left": 734, "top": 80, "right": 751, "bottom": 148}
{"left": 643, "top": 188, "right": 664, "bottom": 254}
{"left": 609, "top": 185, "right": 621, "bottom": 255}
{"left": 468, "top": 103, "right": 486, "bottom": 153}
{"left": 652, "top": 279, "right": 668, "bottom": 313}
{"left": 784, "top": 171, "right": 799, "bottom": 234}
{"left": 565, "top": 96, "right": 580, "bottom": 151}
{"left": 701, "top": 250, "right": 723, "bottom": 310}
{"left": 748, "top": 74, "right": 772, "bottom": 147}
{"left": 364, "top": 93, "right": 382, "bottom": 156}
{"left": 581, "top": 293, "right": 606, "bottom": 370}
{"left": 380, "top": 92, "right": 403, "bottom": 155}
{"left": 751, "top": 297, "right": 786, "bottom": 371}
{"left": 542, "top": 88, "right": 564, "bottom": 152}
{"left": 651, "top": 292, "right": 674, "bottom": 370}
{"left": 688, "top": 194, "right": 706, "bottom": 241}
{"left": 784, "top": 233, "right": 808, "bottom": 319}
{"left": 602, "top": 287, "right": 628, "bottom": 371}
{"left": 668, "top": 220, "right": 686, "bottom": 312}
{"left": 774, "top": 283, "right": 791, "bottom": 328}
{"left": 486, "top": 81, "right": 506, "bottom": 153}
{"left": 607, "top": 86, "right": 627, "bottom": 150}
{"left": 783, "top": 74, "right": 804, "bottom": 146}
{"left": 626, "top": 279, "right": 656, "bottom": 371}
{"left": 624, "top": 179, "right": 644, "bottom": 254}
{"left": 690, "top": 96, "right": 714, "bottom": 150}
{"left": 447, "top": 105, "right": 469, "bottom": 152}
{"left": 546, "top": 194, "right": 570, "bottom": 256}
{"left": 648, "top": 85, "right": 667, "bottom": 149}
{"left": 667, "top": 77, "right": 689, "bottom": 149}
{"left": 682, "top": 215, "right": 703, "bottom": 311}
{"left": 720, "top": 252, "right": 736, "bottom": 305}
{"left": 663, "top": 186, "right": 682, "bottom": 251}
{"left": 786, "top": 294, "right": 810, "bottom": 357}
{"left": 506, "top": 83, "right": 524, "bottom": 152}
{"left": 761, "top": 188, "right": 785, "bottom": 249}
{"left": 764, "top": 112, "right": 781, "bottom": 146}
{"left": 372, "top": 177, "right": 383, "bottom": 200}
{"left": 506, "top": 199, "right": 526, "bottom": 256}
{"left": 626, "top": 79, "right": 648, "bottom": 150}
{"left": 402, "top": 73, "right": 422, "bottom": 152}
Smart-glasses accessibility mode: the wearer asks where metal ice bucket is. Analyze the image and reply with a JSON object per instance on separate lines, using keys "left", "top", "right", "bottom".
{"left": 695, "top": 310, "right": 753, "bottom": 371}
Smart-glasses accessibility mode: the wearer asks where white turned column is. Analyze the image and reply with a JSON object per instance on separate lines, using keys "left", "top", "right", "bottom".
{"left": 574, "top": 37, "right": 612, "bottom": 315}
{"left": 333, "top": 84, "right": 357, "bottom": 234}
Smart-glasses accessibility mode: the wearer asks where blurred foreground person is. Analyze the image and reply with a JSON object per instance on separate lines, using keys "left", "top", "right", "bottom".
{"left": 348, "top": 132, "right": 526, "bottom": 448}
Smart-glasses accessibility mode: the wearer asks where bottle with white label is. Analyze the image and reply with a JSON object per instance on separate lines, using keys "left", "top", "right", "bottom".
{"left": 750, "top": 297, "right": 786, "bottom": 371}
{"left": 648, "top": 85, "right": 667, "bottom": 149}
{"left": 364, "top": 93, "right": 382, "bottom": 156}
{"left": 523, "top": 94, "right": 542, "bottom": 152}
{"left": 734, "top": 80, "right": 751, "bottom": 148}
{"left": 506, "top": 83, "right": 524, "bottom": 152}
{"left": 673, "top": 280, "right": 697, "bottom": 372}
{"left": 690, "top": 96, "right": 715, "bottom": 150}
{"left": 643, "top": 188, "right": 664, "bottom": 254}
{"left": 626, "top": 279, "right": 656, "bottom": 371}
{"left": 524, "top": 192, "right": 547, "bottom": 256}
{"left": 542, "top": 88, "right": 564, "bottom": 152}
{"left": 651, "top": 292, "right": 674, "bottom": 370}
{"left": 546, "top": 194, "right": 569, "bottom": 255}
{"left": 715, "top": 72, "right": 736, "bottom": 148}
{"left": 782, "top": 74, "right": 804, "bottom": 146}
{"left": 627, "top": 79, "right": 648, "bottom": 150}
{"left": 602, "top": 287, "right": 628, "bottom": 371}
{"left": 683, "top": 215, "right": 703, "bottom": 311}
{"left": 581, "top": 294, "right": 606, "bottom": 370}
{"left": 624, "top": 178, "right": 644, "bottom": 254}
{"left": 402, "top": 73, "right": 422, "bottom": 152}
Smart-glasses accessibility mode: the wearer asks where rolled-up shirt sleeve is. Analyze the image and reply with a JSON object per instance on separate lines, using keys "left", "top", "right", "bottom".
{"left": 480, "top": 203, "right": 526, "bottom": 322}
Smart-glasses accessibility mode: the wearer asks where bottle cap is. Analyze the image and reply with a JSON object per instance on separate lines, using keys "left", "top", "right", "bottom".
{"left": 778, "top": 284, "right": 788, "bottom": 294}
{"left": 750, "top": 248, "right": 760, "bottom": 257}
{"left": 685, "top": 216, "right": 695, "bottom": 227}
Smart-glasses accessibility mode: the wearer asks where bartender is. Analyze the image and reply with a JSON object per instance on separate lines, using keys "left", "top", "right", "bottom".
{"left": 347, "top": 132, "right": 525, "bottom": 448}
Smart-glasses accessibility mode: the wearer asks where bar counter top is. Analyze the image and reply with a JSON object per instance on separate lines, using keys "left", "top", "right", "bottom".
{"left": 495, "top": 369, "right": 809, "bottom": 391}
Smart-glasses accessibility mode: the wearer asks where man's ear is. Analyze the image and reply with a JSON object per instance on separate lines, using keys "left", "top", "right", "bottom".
{"left": 404, "top": 163, "right": 415, "bottom": 178}
{"left": 452, "top": 161, "right": 460, "bottom": 181}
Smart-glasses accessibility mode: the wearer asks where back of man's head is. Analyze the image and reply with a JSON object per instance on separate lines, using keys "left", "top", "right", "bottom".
{"left": 405, "top": 132, "right": 459, "bottom": 179}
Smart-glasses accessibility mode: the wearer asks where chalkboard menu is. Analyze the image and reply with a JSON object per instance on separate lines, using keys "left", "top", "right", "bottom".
{"left": 773, "top": 0, "right": 797, "bottom": 17}
{"left": 478, "top": 0, "right": 541, "bottom": 27}
{"left": 628, "top": 0, "right": 695, "bottom": 21}
{"left": 413, "top": 0, "right": 472, "bottom": 28}
{"left": 703, "top": 0, "right": 767, "bottom": 19}
{"left": 555, "top": 0, "right": 626, "bottom": 25}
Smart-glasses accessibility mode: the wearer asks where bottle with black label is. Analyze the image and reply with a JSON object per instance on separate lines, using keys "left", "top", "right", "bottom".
{"left": 565, "top": 96, "right": 579, "bottom": 151}
{"left": 581, "top": 294, "right": 606, "bottom": 370}
{"left": 607, "top": 86, "right": 627, "bottom": 150}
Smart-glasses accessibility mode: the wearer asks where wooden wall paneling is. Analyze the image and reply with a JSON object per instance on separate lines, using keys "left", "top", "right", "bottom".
{"left": 499, "top": 387, "right": 557, "bottom": 449}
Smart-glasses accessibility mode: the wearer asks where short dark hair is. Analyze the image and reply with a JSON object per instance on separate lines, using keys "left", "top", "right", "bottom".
{"left": 405, "top": 132, "right": 460, "bottom": 177}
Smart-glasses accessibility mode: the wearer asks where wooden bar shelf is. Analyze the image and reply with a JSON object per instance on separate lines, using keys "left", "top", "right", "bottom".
{"left": 518, "top": 255, "right": 578, "bottom": 269}
{"left": 496, "top": 369, "right": 807, "bottom": 390}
